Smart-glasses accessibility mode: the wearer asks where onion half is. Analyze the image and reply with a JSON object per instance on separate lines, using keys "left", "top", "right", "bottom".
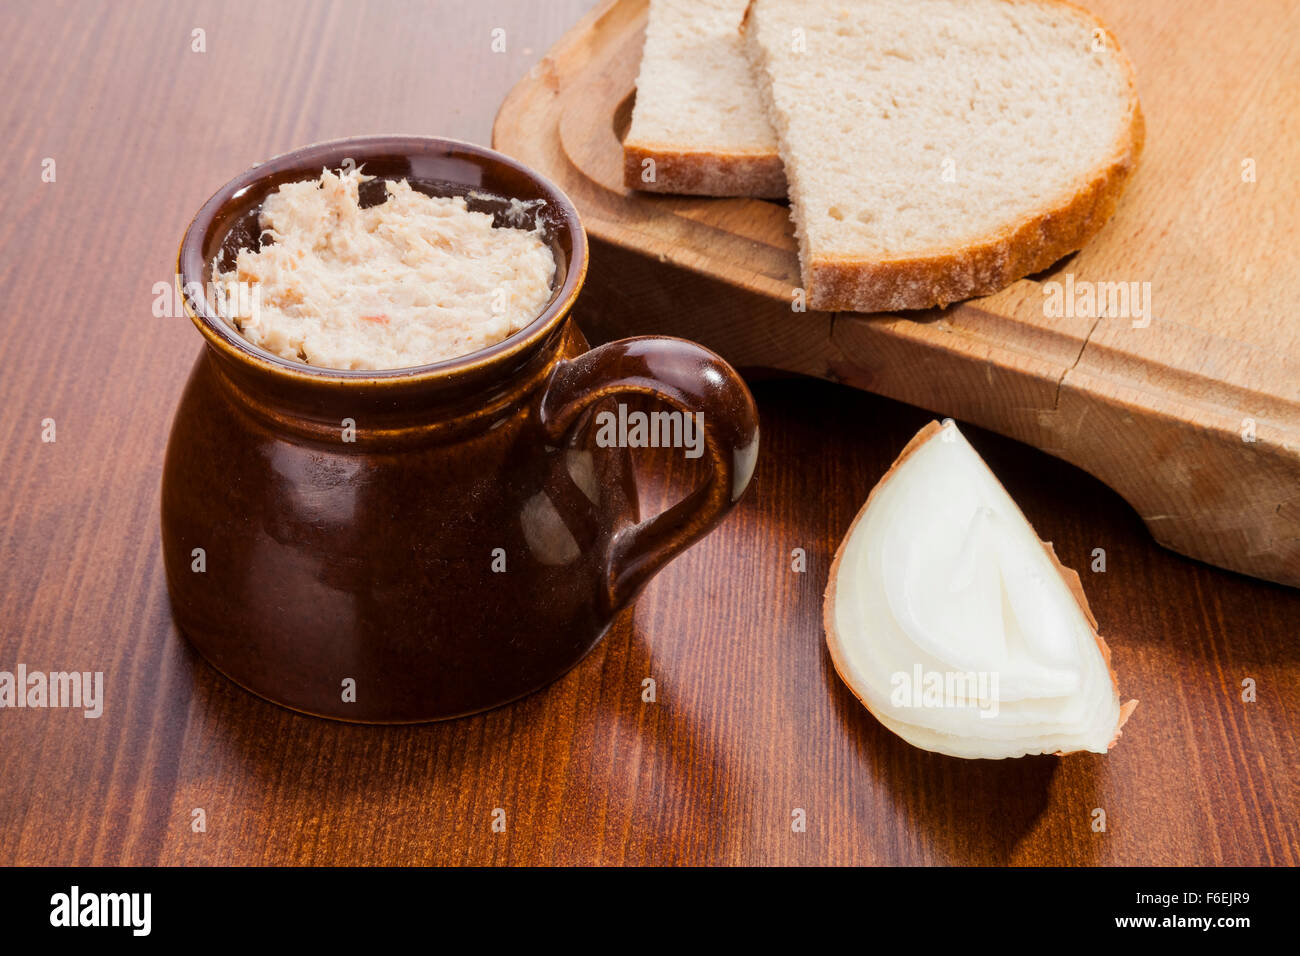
{"left": 824, "top": 420, "right": 1137, "bottom": 759}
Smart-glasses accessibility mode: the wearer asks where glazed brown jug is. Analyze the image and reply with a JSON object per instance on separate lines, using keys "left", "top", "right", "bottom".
{"left": 164, "top": 137, "right": 759, "bottom": 722}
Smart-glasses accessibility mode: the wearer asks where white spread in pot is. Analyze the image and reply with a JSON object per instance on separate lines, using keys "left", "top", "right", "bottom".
{"left": 211, "top": 168, "right": 557, "bottom": 370}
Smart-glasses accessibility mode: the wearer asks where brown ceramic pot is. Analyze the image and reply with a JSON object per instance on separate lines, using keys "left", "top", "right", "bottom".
{"left": 164, "top": 136, "right": 759, "bottom": 722}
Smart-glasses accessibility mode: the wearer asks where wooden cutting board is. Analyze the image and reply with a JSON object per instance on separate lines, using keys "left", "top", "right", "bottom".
{"left": 494, "top": 0, "right": 1300, "bottom": 587}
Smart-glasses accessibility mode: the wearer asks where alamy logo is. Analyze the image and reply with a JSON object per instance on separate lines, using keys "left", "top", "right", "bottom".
{"left": 0, "top": 665, "right": 103, "bottom": 718}
{"left": 1042, "top": 273, "right": 1152, "bottom": 328}
{"left": 891, "top": 665, "right": 1000, "bottom": 718}
{"left": 594, "top": 404, "right": 704, "bottom": 459}
{"left": 50, "top": 886, "right": 151, "bottom": 936}
{"left": 152, "top": 273, "right": 260, "bottom": 322}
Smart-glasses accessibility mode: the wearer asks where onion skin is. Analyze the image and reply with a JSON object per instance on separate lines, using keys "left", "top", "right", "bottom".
{"left": 823, "top": 421, "right": 1137, "bottom": 758}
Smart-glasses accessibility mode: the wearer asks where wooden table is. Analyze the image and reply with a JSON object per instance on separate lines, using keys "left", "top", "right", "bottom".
{"left": 1, "top": 0, "right": 1295, "bottom": 867}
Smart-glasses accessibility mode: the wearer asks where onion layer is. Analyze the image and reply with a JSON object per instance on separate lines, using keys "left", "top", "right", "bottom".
{"left": 824, "top": 420, "right": 1137, "bottom": 759}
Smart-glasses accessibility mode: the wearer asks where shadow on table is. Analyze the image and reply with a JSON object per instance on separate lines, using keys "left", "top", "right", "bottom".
{"left": 180, "top": 609, "right": 739, "bottom": 864}
{"left": 825, "top": 653, "right": 1105, "bottom": 866}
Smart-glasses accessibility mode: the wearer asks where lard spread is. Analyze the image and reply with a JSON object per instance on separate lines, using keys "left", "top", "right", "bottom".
{"left": 212, "top": 168, "right": 556, "bottom": 370}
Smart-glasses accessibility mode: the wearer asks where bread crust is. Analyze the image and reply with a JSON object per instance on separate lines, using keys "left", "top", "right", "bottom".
{"left": 744, "top": 0, "right": 1146, "bottom": 313}
{"left": 622, "top": 140, "right": 787, "bottom": 198}
{"left": 822, "top": 420, "right": 1137, "bottom": 757}
{"left": 808, "top": 103, "right": 1145, "bottom": 312}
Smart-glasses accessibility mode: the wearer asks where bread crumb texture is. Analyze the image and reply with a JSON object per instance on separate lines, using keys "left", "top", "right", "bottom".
{"left": 745, "top": 0, "right": 1142, "bottom": 311}
{"left": 624, "top": 0, "right": 784, "bottom": 196}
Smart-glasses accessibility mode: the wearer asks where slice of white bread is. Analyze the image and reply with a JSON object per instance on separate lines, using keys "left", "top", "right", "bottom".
{"left": 624, "top": 0, "right": 785, "bottom": 198}
{"left": 743, "top": 0, "right": 1144, "bottom": 312}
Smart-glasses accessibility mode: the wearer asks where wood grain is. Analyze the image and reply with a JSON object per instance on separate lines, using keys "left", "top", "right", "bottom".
{"left": 493, "top": 0, "right": 1300, "bottom": 587}
{"left": 0, "top": 0, "right": 1296, "bottom": 866}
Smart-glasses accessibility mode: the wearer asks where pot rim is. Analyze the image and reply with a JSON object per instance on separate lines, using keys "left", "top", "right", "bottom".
{"left": 176, "top": 135, "right": 589, "bottom": 388}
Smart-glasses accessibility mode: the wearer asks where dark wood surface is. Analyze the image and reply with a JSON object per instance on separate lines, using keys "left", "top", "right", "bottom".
{"left": 1, "top": 0, "right": 1295, "bottom": 866}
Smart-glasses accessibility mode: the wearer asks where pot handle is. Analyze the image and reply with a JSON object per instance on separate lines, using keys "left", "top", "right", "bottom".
{"left": 538, "top": 335, "right": 759, "bottom": 614}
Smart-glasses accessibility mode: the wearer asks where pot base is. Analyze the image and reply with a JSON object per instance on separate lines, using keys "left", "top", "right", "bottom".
{"left": 174, "top": 615, "right": 623, "bottom": 724}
